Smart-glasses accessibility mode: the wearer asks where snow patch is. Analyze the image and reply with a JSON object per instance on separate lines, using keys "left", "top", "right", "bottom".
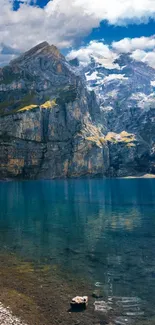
{"left": 106, "top": 89, "right": 119, "bottom": 98}
{"left": 101, "top": 105, "right": 114, "bottom": 111}
{"left": 130, "top": 92, "right": 147, "bottom": 101}
{"left": 131, "top": 92, "right": 155, "bottom": 109}
{"left": 103, "top": 74, "right": 128, "bottom": 83}
{"left": 85, "top": 71, "right": 101, "bottom": 81}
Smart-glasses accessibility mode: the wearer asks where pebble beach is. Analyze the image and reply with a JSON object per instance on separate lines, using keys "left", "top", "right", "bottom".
{"left": 0, "top": 303, "right": 27, "bottom": 325}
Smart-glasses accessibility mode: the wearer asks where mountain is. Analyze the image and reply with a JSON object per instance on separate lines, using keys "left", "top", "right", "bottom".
{"left": 0, "top": 43, "right": 154, "bottom": 179}
{"left": 0, "top": 42, "right": 108, "bottom": 179}
{"left": 82, "top": 54, "right": 155, "bottom": 176}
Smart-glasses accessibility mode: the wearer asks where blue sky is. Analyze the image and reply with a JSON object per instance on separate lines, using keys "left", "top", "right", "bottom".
{"left": 86, "top": 20, "right": 155, "bottom": 44}
{"left": 13, "top": 0, "right": 49, "bottom": 10}
{"left": 1, "top": 0, "right": 155, "bottom": 67}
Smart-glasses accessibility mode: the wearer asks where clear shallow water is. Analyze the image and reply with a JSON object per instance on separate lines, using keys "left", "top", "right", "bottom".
{"left": 0, "top": 179, "right": 155, "bottom": 324}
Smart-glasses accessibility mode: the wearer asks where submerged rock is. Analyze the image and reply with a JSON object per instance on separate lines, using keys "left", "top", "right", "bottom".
{"left": 70, "top": 296, "right": 88, "bottom": 309}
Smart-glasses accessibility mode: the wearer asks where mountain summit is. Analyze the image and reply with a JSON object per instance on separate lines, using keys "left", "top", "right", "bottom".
{"left": 0, "top": 43, "right": 154, "bottom": 179}
{"left": 0, "top": 42, "right": 76, "bottom": 115}
{"left": 11, "top": 42, "right": 64, "bottom": 65}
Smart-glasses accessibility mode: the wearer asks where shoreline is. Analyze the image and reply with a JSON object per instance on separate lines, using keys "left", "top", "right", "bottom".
{"left": 121, "top": 173, "right": 155, "bottom": 179}
{"left": 0, "top": 173, "right": 155, "bottom": 182}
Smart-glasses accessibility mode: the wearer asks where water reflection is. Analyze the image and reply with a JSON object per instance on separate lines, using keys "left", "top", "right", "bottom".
{"left": 0, "top": 179, "right": 155, "bottom": 321}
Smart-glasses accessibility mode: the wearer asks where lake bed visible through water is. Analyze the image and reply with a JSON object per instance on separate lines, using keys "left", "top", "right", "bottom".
{"left": 0, "top": 179, "right": 155, "bottom": 325}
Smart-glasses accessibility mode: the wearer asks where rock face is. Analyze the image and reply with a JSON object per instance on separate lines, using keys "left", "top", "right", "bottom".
{"left": 0, "top": 43, "right": 154, "bottom": 179}
{"left": 0, "top": 42, "right": 109, "bottom": 179}
{"left": 83, "top": 54, "right": 155, "bottom": 176}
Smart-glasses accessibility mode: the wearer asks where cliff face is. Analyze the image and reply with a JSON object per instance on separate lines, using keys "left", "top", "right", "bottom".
{"left": 0, "top": 43, "right": 154, "bottom": 179}
{"left": 0, "top": 96, "right": 109, "bottom": 179}
{"left": 0, "top": 43, "right": 109, "bottom": 179}
{"left": 103, "top": 104, "right": 155, "bottom": 177}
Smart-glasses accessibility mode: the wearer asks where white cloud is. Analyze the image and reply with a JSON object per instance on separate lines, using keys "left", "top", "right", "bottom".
{"left": 0, "top": 0, "right": 97, "bottom": 52}
{"left": 74, "top": 0, "right": 155, "bottom": 25}
{"left": 112, "top": 35, "right": 155, "bottom": 69}
{"left": 151, "top": 80, "right": 155, "bottom": 86}
{"left": 67, "top": 36, "right": 155, "bottom": 70}
{"left": 143, "top": 51, "right": 155, "bottom": 68}
{"left": 67, "top": 41, "right": 120, "bottom": 69}
{"left": 130, "top": 49, "right": 147, "bottom": 61}
{"left": 131, "top": 49, "right": 155, "bottom": 68}
{"left": 1, "top": 0, "right": 155, "bottom": 66}
{"left": 112, "top": 36, "right": 155, "bottom": 53}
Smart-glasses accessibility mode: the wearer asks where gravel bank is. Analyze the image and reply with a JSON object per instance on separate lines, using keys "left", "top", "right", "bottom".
{"left": 0, "top": 303, "right": 27, "bottom": 325}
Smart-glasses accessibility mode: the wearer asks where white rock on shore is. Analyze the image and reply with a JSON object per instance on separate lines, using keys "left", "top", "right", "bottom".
{"left": 0, "top": 302, "right": 27, "bottom": 325}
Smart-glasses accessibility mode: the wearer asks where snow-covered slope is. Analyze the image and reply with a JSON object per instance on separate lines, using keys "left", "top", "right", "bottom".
{"left": 70, "top": 53, "right": 155, "bottom": 175}
{"left": 84, "top": 54, "right": 155, "bottom": 109}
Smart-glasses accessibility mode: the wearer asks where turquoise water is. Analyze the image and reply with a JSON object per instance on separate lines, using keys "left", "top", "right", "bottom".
{"left": 0, "top": 179, "right": 155, "bottom": 323}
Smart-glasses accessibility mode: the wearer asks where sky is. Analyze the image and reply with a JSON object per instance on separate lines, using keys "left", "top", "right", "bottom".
{"left": 1, "top": 0, "right": 155, "bottom": 67}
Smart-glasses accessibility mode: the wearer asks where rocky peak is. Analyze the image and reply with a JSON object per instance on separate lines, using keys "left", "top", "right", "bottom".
{"left": 10, "top": 42, "right": 65, "bottom": 68}
{"left": 114, "top": 53, "right": 133, "bottom": 67}
{"left": 10, "top": 42, "right": 50, "bottom": 65}
{"left": 0, "top": 42, "right": 79, "bottom": 116}
{"left": 69, "top": 58, "right": 80, "bottom": 67}
{"left": 44, "top": 44, "right": 64, "bottom": 60}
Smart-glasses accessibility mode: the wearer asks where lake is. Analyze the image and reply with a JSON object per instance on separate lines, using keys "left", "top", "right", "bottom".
{"left": 0, "top": 179, "right": 155, "bottom": 325}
